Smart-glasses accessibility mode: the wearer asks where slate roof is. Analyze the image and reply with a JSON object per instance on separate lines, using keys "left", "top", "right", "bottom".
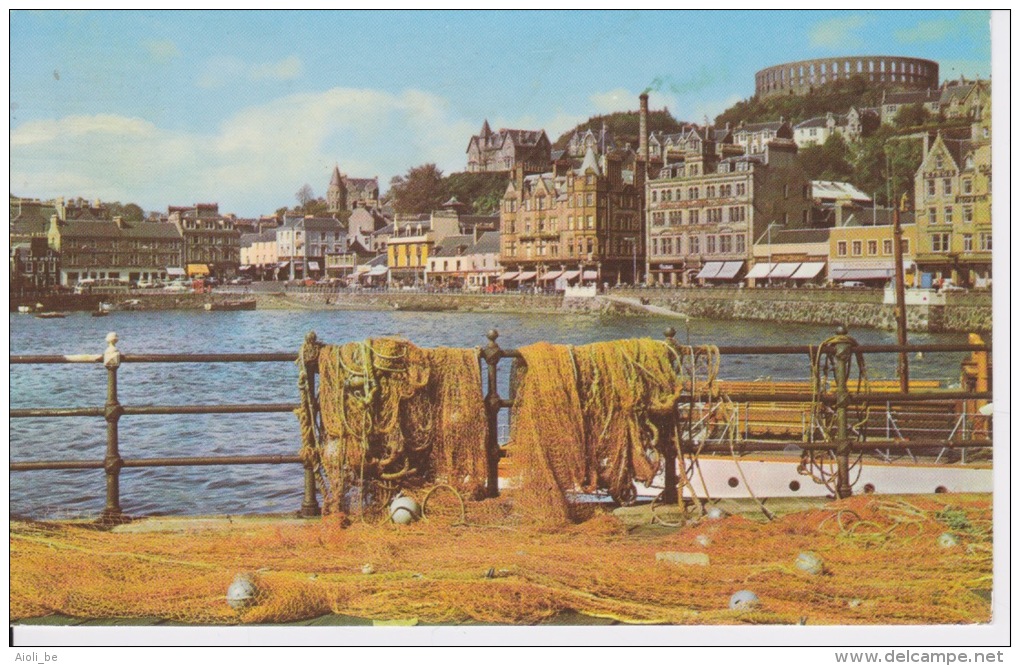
{"left": 884, "top": 89, "right": 938, "bottom": 105}
{"left": 58, "top": 219, "right": 183, "bottom": 240}
{"left": 471, "top": 230, "right": 501, "bottom": 255}
{"left": 812, "top": 180, "right": 872, "bottom": 202}
{"left": 768, "top": 228, "right": 832, "bottom": 244}
{"left": 430, "top": 234, "right": 474, "bottom": 258}
{"left": 842, "top": 209, "right": 916, "bottom": 227}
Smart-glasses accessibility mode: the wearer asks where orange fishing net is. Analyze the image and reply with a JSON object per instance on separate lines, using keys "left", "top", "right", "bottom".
{"left": 9, "top": 494, "right": 992, "bottom": 625}
{"left": 505, "top": 339, "right": 713, "bottom": 523}
{"left": 298, "top": 339, "right": 488, "bottom": 515}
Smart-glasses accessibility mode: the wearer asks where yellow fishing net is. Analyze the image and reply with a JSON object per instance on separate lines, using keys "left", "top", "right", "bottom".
{"left": 9, "top": 494, "right": 992, "bottom": 625}
{"left": 298, "top": 338, "right": 488, "bottom": 515}
{"left": 505, "top": 338, "right": 714, "bottom": 523}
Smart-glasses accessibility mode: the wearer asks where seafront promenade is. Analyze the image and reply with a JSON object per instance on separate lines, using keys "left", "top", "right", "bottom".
{"left": 12, "top": 285, "right": 993, "bottom": 333}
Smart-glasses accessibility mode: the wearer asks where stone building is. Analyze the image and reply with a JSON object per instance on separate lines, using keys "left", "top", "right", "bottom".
{"left": 731, "top": 119, "right": 793, "bottom": 155}
{"left": 167, "top": 203, "right": 241, "bottom": 278}
{"left": 465, "top": 120, "right": 551, "bottom": 173}
{"left": 47, "top": 215, "right": 183, "bottom": 287}
{"left": 756, "top": 56, "right": 938, "bottom": 99}
{"left": 645, "top": 131, "right": 813, "bottom": 286}
{"left": 499, "top": 145, "right": 643, "bottom": 287}
{"left": 275, "top": 215, "right": 346, "bottom": 280}
{"left": 426, "top": 229, "right": 502, "bottom": 290}
{"left": 912, "top": 113, "right": 992, "bottom": 288}
{"left": 793, "top": 107, "right": 878, "bottom": 147}
{"left": 326, "top": 165, "right": 380, "bottom": 213}
{"left": 10, "top": 237, "right": 60, "bottom": 294}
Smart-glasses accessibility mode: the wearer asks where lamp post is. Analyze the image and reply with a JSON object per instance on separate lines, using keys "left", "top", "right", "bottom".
{"left": 762, "top": 221, "right": 784, "bottom": 287}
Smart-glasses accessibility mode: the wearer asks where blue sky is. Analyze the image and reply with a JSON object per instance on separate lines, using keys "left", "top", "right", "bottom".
{"left": 10, "top": 10, "right": 994, "bottom": 217}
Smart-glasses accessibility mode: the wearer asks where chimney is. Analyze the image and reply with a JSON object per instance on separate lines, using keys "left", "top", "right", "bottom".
{"left": 638, "top": 93, "right": 649, "bottom": 164}
{"left": 514, "top": 163, "right": 525, "bottom": 192}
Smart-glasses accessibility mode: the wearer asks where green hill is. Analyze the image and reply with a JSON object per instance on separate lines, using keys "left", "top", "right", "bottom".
{"left": 714, "top": 76, "right": 886, "bottom": 128}
{"left": 552, "top": 109, "right": 689, "bottom": 151}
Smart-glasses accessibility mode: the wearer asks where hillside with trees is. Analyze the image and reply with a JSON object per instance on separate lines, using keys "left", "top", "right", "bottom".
{"left": 714, "top": 76, "right": 886, "bottom": 128}
{"left": 386, "top": 166, "right": 509, "bottom": 216}
{"left": 552, "top": 109, "right": 690, "bottom": 151}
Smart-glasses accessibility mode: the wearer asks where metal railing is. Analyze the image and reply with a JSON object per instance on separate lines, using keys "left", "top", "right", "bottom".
{"left": 10, "top": 327, "right": 992, "bottom": 523}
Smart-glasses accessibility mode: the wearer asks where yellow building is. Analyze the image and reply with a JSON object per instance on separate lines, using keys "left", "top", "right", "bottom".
{"left": 913, "top": 113, "right": 992, "bottom": 287}
{"left": 386, "top": 212, "right": 460, "bottom": 284}
{"left": 828, "top": 215, "right": 918, "bottom": 286}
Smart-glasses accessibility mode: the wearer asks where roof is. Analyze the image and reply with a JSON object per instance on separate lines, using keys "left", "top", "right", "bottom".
{"left": 345, "top": 177, "right": 379, "bottom": 191}
{"left": 811, "top": 180, "right": 872, "bottom": 202}
{"left": 431, "top": 234, "right": 474, "bottom": 257}
{"left": 735, "top": 121, "right": 785, "bottom": 133}
{"left": 372, "top": 223, "right": 395, "bottom": 237}
{"left": 56, "top": 219, "right": 183, "bottom": 240}
{"left": 842, "top": 209, "right": 916, "bottom": 227}
{"left": 768, "top": 228, "right": 832, "bottom": 244}
{"left": 471, "top": 230, "right": 500, "bottom": 255}
{"left": 939, "top": 138, "right": 976, "bottom": 171}
{"left": 795, "top": 116, "right": 829, "bottom": 129}
{"left": 366, "top": 254, "right": 388, "bottom": 267}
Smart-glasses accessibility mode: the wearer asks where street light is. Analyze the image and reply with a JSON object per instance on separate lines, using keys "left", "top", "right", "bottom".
{"left": 754, "top": 221, "right": 784, "bottom": 286}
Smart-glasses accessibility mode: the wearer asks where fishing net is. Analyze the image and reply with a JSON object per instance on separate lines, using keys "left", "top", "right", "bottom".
{"left": 9, "top": 494, "right": 992, "bottom": 625}
{"left": 297, "top": 338, "right": 488, "bottom": 516}
{"left": 505, "top": 338, "right": 717, "bottom": 523}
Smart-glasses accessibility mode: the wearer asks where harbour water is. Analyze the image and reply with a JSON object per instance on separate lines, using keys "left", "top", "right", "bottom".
{"left": 10, "top": 310, "right": 971, "bottom": 519}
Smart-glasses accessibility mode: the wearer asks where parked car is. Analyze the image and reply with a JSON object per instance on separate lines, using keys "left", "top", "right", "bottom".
{"left": 229, "top": 276, "right": 252, "bottom": 285}
{"left": 840, "top": 281, "right": 866, "bottom": 288}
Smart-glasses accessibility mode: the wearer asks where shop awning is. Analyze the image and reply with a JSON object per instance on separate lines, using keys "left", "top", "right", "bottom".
{"left": 367, "top": 265, "right": 389, "bottom": 276}
{"left": 791, "top": 262, "right": 826, "bottom": 280}
{"left": 186, "top": 264, "right": 210, "bottom": 276}
{"left": 696, "top": 262, "right": 723, "bottom": 279}
{"left": 308, "top": 261, "right": 320, "bottom": 271}
{"left": 277, "top": 262, "right": 290, "bottom": 269}
{"left": 540, "top": 270, "right": 563, "bottom": 281}
{"left": 238, "top": 265, "right": 253, "bottom": 271}
{"left": 517, "top": 271, "right": 537, "bottom": 282}
{"left": 166, "top": 267, "right": 186, "bottom": 277}
{"left": 499, "top": 271, "right": 519, "bottom": 281}
{"left": 708, "top": 261, "right": 744, "bottom": 280}
{"left": 561, "top": 270, "right": 581, "bottom": 281}
{"left": 745, "top": 263, "right": 772, "bottom": 279}
{"left": 582, "top": 270, "right": 598, "bottom": 281}
{"left": 767, "top": 263, "right": 801, "bottom": 279}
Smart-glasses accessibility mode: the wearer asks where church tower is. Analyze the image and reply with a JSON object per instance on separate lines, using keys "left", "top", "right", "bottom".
{"left": 327, "top": 164, "right": 347, "bottom": 213}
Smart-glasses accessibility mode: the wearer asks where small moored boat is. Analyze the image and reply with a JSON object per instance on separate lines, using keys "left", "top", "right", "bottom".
{"left": 204, "top": 300, "right": 257, "bottom": 311}
{"left": 35, "top": 312, "right": 67, "bottom": 319}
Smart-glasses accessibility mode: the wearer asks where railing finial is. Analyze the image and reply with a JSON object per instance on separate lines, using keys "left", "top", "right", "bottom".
{"left": 486, "top": 329, "right": 499, "bottom": 343}
{"left": 104, "top": 332, "right": 121, "bottom": 369}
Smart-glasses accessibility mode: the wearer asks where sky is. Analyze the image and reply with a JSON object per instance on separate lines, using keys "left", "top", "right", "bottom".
{"left": 9, "top": 10, "right": 996, "bottom": 217}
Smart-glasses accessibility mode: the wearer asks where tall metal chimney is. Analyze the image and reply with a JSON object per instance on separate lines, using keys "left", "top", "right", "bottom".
{"left": 639, "top": 93, "right": 649, "bottom": 163}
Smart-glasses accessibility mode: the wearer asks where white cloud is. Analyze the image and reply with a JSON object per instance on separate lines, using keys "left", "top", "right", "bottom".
{"left": 894, "top": 19, "right": 957, "bottom": 44}
{"left": 9, "top": 87, "right": 486, "bottom": 214}
{"left": 809, "top": 15, "right": 870, "bottom": 48}
{"left": 143, "top": 39, "right": 180, "bottom": 64}
{"left": 249, "top": 55, "right": 303, "bottom": 82}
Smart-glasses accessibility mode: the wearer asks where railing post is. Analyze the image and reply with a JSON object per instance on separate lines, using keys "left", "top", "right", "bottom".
{"left": 481, "top": 329, "right": 503, "bottom": 498}
{"left": 659, "top": 327, "right": 680, "bottom": 504}
{"left": 100, "top": 332, "right": 126, "bottom": 524}
{"left": 299, "top": 331, "right": 322, "bottom": 518}
{"left": 832, "top": 325, "right": 854, "bottom": 499}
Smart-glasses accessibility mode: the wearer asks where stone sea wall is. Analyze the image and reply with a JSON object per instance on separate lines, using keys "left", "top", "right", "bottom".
{"left": 12, "top": 287, "right": 991, "bottom": 333}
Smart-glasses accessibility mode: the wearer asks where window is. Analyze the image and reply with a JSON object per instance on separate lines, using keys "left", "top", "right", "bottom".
{"left": 652, "top": 212, "right": 666, "bottom": 225}
{"left": 944, "top": 207, "right": 953, "bottom": 225}
{"left": 926, "top": 180, "right": 935, "bottom": 196}
{"left": 720, "top": 235, "right": 732, "bottom": 253}
{"left": 707, "top": 208, "right": 723, "bottom": 223}
{"left": 652, "top": 238, "right": 659, "bottom": 256}
{"left": 669, "top": 211, "right": 682, "bottom": 225}
{"left": 729, "top": 206, "right": 745, "bottom": 223}
{"left": 943, "top": 179, "right": 952, "bottom": 195}
{"left": 931, "top": 233, "right": 951, "bottom": 252}
{"left": 688, "top": 187, "right": 699, "bottom": 199}
{"left": 901, "top": 239, "right": 909, "bottom": 254}
{"left": 706, "top": 236, "right": 717, "bottom": 254}
{"left": 979, "top": 233, "right": 992, "bottom": 251}
{"left": 689, "top": 210, "right": 700, "bottom": 225}
{"left": 962, "top": 234, "right": 973, "bottom": 252}
{"left": 837, "top": 241, "right": 848, "bottom": 256}
{"left": 689, "top": 236, "right": 700, "bottom": 254}
{"left": 736, "top": 183, "right": 746, "bottom": 196}
{"left": 928, "top": 208, "right": 937, "bottom": 225}
{"left": 706, "top": 186, "right": 716, "bottom": 198}
{"left": 852, "top": 240, "right": 863, "bottom": 256}
{"left": 651, "top": 190, "right": 658, "bottom": 203}
{"left": 720, "top": 185, "right": 731, "bottom": 197}
{"left": 883, "top": 239, "right": 893, "bottom": 255}
{"left": 962, "top": 179, "right": 972, "bottom": 194}
{"left": 867, "top": 240, "right": 878, "bottom": 255}
{"left": 587, "top": 215, "right": 594, "bottom": 229}
{"left": 963, "top": 206, "right": 973, "bottom": 223}
{"left": 735, "top": 235, "right": 746, "bottom": 253}
{"left": 567, "top": 215, "right": 574, "bottom": 230}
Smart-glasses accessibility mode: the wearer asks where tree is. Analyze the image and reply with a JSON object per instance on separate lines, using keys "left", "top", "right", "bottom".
{"left": 894, "top": 102, "right": 931, "bottom": 129}
{"left": 295, "top": 184, "right": 315, "bottom": 208}
{"left": 798, "top": 134, "right": 854, "bottom": 182}
{"left": 387, "top": 164, "right": 449, "bottom": 215}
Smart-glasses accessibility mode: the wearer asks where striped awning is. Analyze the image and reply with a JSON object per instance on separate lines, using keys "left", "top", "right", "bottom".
{"left": 499, "top": 271, "right": 519, "bottom": 281}
{"left": 767, "top": 263, "right": 801, "bottom": 279}
{"left": 517, "top": 271, "right": 537, "bottom": 281}
{"left": 540, "top": 270, "right": 563, "bottom": 281}
{"left": 696, "top": 262, "right": 723, "bottom": 279}
{"left": 166, "top": 267, "right": 186, "bottom": 277}
{"left": 561, "top": 270, "right": 581, "bottom": 281}
{"left": 832, "top": 268, "right": 894, "bottom": 281}
{"left": 308, "top": 261, "right": 320, "bottom": 271}
{"left": 745, "top": 263, "right": 772, "bottom": 279}
{"left": 791, "top": 262, "right": 826, "bottom": 280}
{"left": 708, "top": 261, "right": 744, "bottom": 280}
